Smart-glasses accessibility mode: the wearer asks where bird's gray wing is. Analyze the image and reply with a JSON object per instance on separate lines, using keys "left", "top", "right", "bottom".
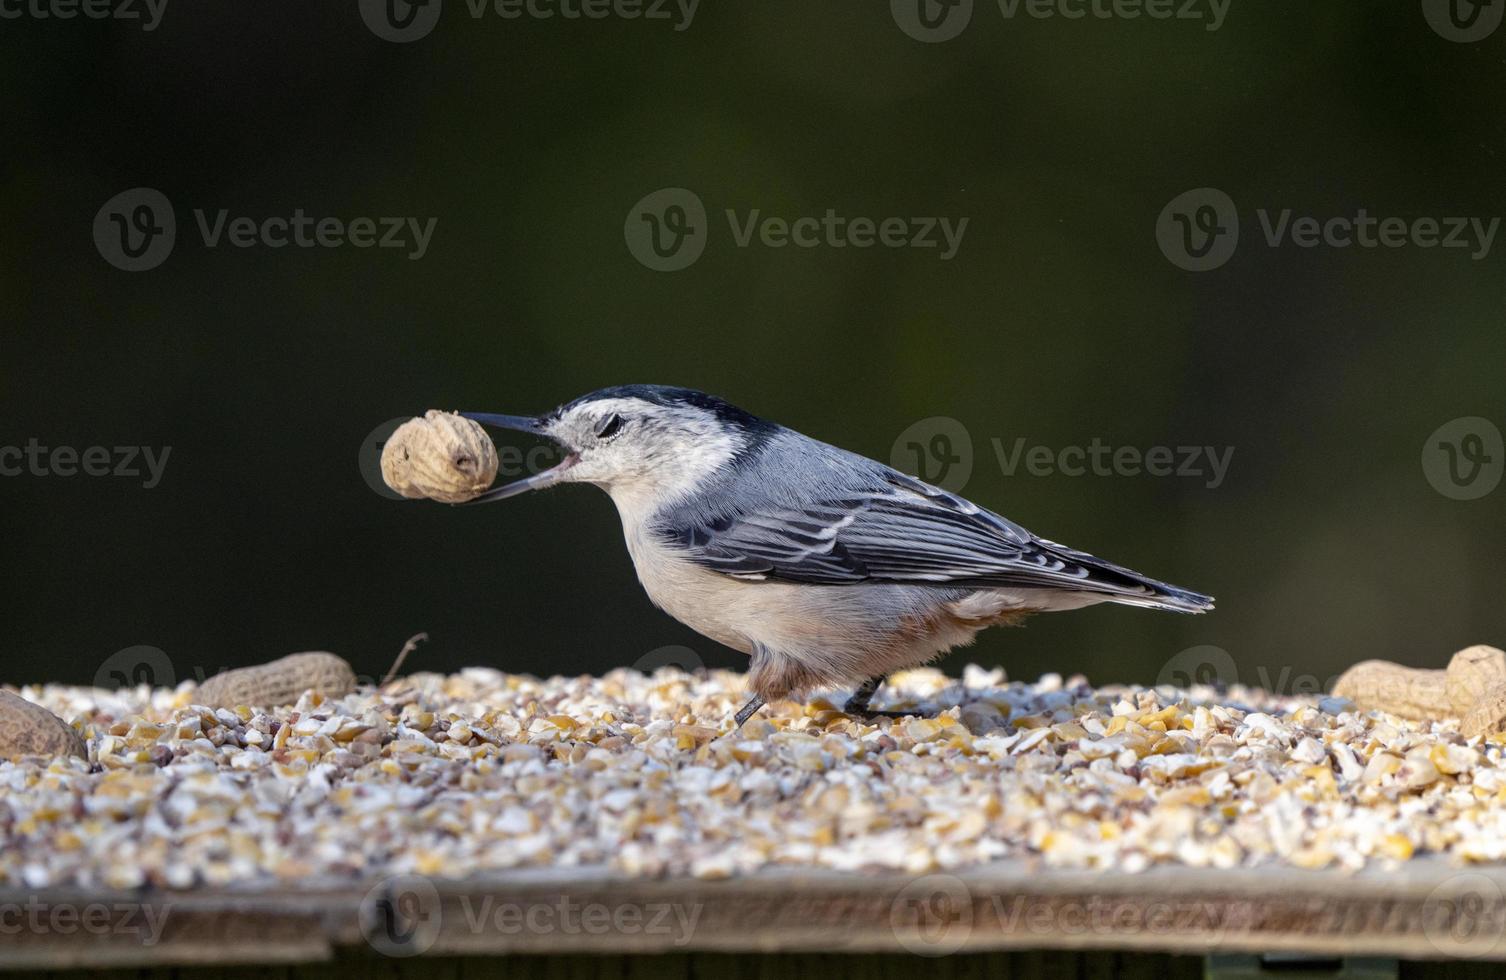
{"left": 658, "top": 470, "right": 1190, "bottom": 600}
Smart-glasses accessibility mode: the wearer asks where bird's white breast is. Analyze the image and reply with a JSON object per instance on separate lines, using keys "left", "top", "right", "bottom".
{"left": 617, "top": 513, "right": 759, "bottom": 655}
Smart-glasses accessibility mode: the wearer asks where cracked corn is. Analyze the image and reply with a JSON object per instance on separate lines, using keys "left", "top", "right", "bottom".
{"left": 5, "top": 665, "right": 1506, "bottom": 889}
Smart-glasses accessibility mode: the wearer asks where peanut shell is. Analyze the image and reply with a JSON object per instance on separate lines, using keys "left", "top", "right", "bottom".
{"left": 0, "top": 690, "right": 88, "bottom": 761}
{"left": 1445, "top": 645, "right": 1506, "bottom": 717}
{"left": 1460, "top": 681, "right": 1506, "bottom": 738}
{"left": 196, "top": 652, "right": 356, "bottom": 709}
{"left": 380, "top": 410, "right": 498, "bottom": 504}
{"left": 1331, "top": 660, "right": 1451, "bottom": 720}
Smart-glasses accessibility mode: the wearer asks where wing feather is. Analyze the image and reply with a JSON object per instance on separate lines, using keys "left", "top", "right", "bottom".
{"left": 656, "top": 472, "right": 1212, "bottom": 609}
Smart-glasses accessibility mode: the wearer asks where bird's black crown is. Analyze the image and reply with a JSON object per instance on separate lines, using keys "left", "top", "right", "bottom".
{"left": 559, "top": 385, "right": 772, "bottom": 435}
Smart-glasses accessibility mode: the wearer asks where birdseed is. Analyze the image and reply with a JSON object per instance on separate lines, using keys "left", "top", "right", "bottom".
{"left": 4, "top": 665, "right": 1506, "bottom": 890}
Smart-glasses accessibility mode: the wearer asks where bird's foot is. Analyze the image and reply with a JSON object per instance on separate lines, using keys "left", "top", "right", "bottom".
{"left": 841, "top": 674, "right": 923, "bottom": 720}
{"left": 732, "top": 695, "right": 766, "bottom": 729}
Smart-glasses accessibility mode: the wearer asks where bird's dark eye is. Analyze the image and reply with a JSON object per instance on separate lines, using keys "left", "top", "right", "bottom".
{"left": 594, "top": 413, "right": 625, "bottom": 440}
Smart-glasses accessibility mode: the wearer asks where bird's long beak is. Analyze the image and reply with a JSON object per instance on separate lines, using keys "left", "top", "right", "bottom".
{"left": 460, "top": 412, "right": 543, "bottom": 435}
{"left": 460, "top": 412, "right": 579, "bottom": 504}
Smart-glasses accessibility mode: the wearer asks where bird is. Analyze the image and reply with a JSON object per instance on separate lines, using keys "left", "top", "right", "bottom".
{"left": 461, "top": 385, "right": 1213, "bottom": 727}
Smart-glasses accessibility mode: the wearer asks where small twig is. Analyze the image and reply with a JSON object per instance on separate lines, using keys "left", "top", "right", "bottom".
{"left": 380, "top": 632, "right": 429, "bottom": 688}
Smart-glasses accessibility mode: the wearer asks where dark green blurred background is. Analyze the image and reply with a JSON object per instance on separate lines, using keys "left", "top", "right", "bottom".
{"left": 2, "top": 1, "right": 1502, "bottom": 693}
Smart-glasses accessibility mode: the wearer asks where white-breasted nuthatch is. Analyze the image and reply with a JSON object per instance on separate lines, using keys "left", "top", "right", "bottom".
{"left": 463, "top": 386, "right": 1213, "bottom": 727}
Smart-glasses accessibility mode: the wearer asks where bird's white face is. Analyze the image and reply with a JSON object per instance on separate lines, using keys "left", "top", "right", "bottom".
{"left": 541, "top": 397, "right": 740, "bottom": 514}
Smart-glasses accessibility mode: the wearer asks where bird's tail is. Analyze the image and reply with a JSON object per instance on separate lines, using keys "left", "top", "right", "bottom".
{"left": 1035, "top": 539, "right": 1215, "bottom": 614}
{"left": 1101, "top": 585, "right": 1215, "bottom": 614}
